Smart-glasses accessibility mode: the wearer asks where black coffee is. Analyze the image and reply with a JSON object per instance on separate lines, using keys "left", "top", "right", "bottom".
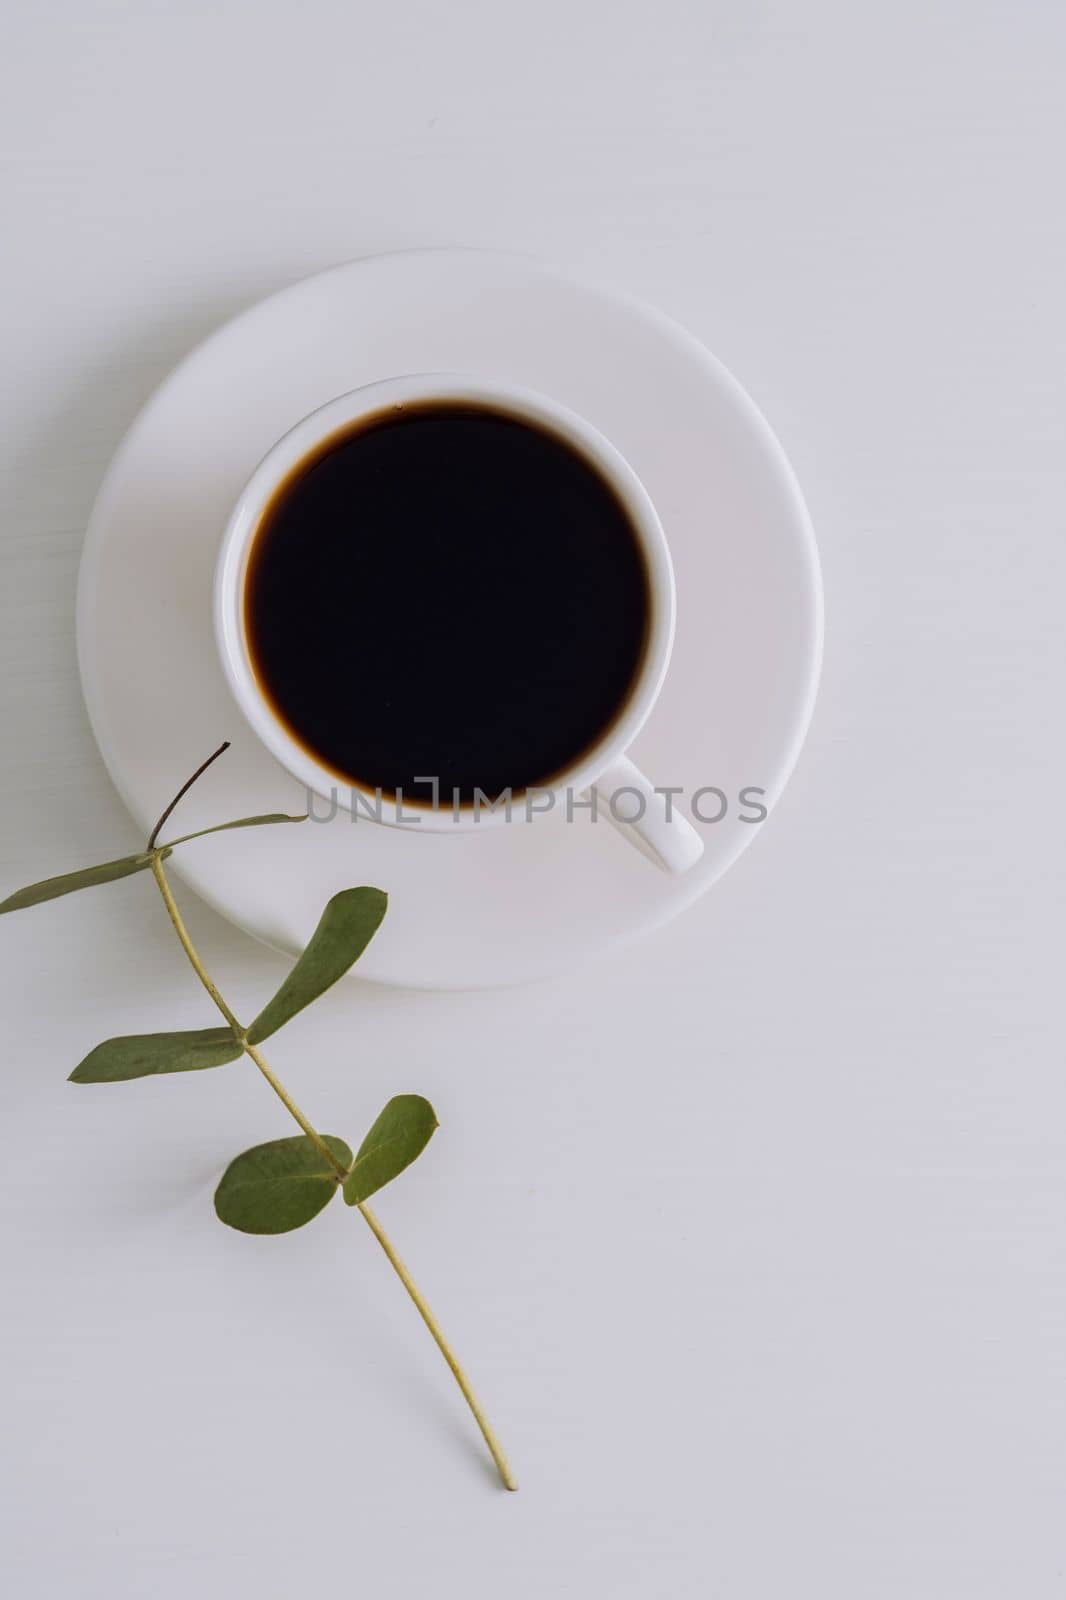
{"left": 244, "top": 404, "right": 650, "bottom": 804}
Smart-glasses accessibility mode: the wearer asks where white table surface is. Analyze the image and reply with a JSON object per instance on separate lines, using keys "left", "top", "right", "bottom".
{"left": 2, "top": 4, "right": 1064, "bottom": 1596}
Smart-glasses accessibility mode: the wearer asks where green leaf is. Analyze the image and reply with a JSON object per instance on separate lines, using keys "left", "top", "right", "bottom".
{"left": 70, "top": 1026, "right": 242, "bottom": 1083}
{"left": 164, "top": 813, "right": 307, "bottom": 848}
{"left": 246, "top": 887, "right": 387, "bottom": 1044}
{"left": 0, "top": 849, "right": 170, "bottom": 915}
{"left": 214, "top": 1135, "right": 353, "bottom": 1234}
{"left": 343, "top": 1095, "right": 438, "bottom": 1206}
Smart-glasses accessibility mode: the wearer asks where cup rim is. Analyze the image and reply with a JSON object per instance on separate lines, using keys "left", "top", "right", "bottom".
{"left": 214, "top": 372, "right": 676, "bottom": 829}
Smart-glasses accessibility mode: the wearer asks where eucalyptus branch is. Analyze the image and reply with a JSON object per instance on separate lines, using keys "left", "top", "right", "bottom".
{"left": 149, "top": 850, "right": 515, "bottom": 1490}
{"left": 1, "top": 746, "right": 516, "bottom": 1492}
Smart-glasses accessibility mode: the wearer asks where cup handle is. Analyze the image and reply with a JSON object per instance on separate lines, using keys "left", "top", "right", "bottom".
{"left": 591, "top": 755, "right": 704, "bottom": 874}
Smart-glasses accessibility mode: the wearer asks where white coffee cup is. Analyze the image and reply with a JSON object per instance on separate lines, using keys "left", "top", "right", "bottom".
{"left": 215, "top": 374, "right": 703, "bottom": 874}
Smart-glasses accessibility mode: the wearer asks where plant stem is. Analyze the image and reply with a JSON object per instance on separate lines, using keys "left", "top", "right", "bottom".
{"left": 357, "top": 1199, "right": 517, "bottom": 1490}
{"left": 242, "top": 1041, "right": 343, "bottom": 1169}
{"left": 150, "top": 856, "right": 242, "bottom": 1032}
{"left": 148, "top": 851, "right": 516, "bottom": 1491}
{"left": 147, "top": 740, "right": 231, "bottom": 850}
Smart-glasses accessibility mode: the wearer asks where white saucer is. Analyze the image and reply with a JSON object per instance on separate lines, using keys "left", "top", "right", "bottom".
{"left": 77, "top": 250, "right": 822, "bottom": 990}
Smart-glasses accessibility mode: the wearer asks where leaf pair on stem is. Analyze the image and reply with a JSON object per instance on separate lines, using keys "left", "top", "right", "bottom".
{"left": 214, "top": 1094, "right": 436, "bottom": 1234}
